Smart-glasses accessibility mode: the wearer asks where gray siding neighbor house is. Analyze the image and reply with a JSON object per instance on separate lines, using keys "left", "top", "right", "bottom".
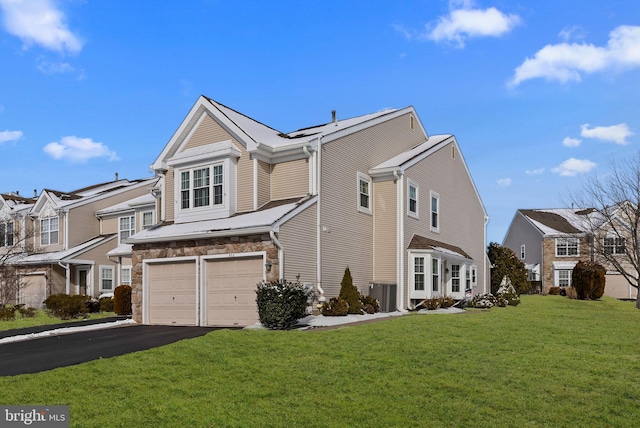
{"left": 127, "top": 96, "right": 489, "bottom": 327}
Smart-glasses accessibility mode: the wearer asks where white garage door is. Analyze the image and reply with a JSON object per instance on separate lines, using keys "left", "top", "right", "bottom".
{"left": 205, "top": 256, "right": 263, "bottom": 327}
{"left": 147, "top": 260, "right": 197, "bottom": 326}
{"left": 21, "top": 273, "right": 47, "bottom": 308}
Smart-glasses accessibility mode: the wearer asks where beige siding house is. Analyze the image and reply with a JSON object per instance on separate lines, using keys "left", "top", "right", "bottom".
{"left": 503, "top": 208, "right": 638, "bottom": 300}
{"left": 127, "top": 96, "right": 488, "bottom": 327}
{"left": 0, "top": 177, "right": 157, "bottom": 307}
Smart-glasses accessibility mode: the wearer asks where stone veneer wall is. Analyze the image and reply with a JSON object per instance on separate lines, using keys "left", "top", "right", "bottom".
{"left": 130, "top": 234, "right": 279, "bottom": 323}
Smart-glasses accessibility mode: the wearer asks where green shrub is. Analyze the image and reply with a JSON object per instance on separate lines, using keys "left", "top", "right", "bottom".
{"left": 17, "top": 305, "right": 38, "bottom": 318}
{"left": 255, "top": 280, "right": 312, "bottom": 330}
{"left": 440, "top": 296, "right": 456, "bottom": 308}
{"left": 86, "top": 298, "right": 100, "bottom": 313}
{"left": 572, "top": 261, "right": 606, "bottom": 300}
{"left": 468, "top": 293, "right": 508, "bottom": 309}
{"left": 43, "top": 294, "right": 89, "bottom": 320}
{"left": 114, "top": 285, "right": 132, "bottom": 315}
{"left": 360, "top": 295, "right": 380, "bottom": 313}
{"left": 100, "top": 297, "right": 114, "bottom": 313}
{"left": 0, "top": 305, "right": 16, "bottom": 321}
{"left": 339, "top": 267, "right": 363, "bottom": 314}
{"left": 321, "top": 297, "right": 349, "bottom": 316}
{"left": 497, "top": 283, "right": 521, "bottom": 306}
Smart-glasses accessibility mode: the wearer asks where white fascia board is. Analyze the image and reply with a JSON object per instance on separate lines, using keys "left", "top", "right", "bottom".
{"left": 56, "top": 178, "right": 157, "bottom": 212}
{"left": 250, "top": 141, "right": 314, "bottom": 164}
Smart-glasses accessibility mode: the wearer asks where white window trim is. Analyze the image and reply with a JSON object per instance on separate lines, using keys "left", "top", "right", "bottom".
{"left": 142, "top": 211, "right": 154, "bottom": 229}
{"left": 408, "top": 179, "right": 419, "bottom": 219}
{"left": 451, "top": 264, "right": 461, "bottom": 293}
{"left": 431, "top": 257, "right": 441, "bottom": 295}
{"left": 120, "top": 265, "right": 132, "bottom": 286}
{"left": 554, "top": 269, "right": 573, "bottom": 287}
{"left": 100, "top": 265, "right": 115, "bottom": 292}
{"left": 119, "top": 215, "right": 135, "bottom": 244}
{"left": 430, "top": 191, "right": 440, "bottom": 233}
{"left": 357, "top": 172, "right": 372, "bottom": 215}
{"left": 40, "top": 217, "right": 59, "bottom": 246}
{"left": 555, "top": 237, "right": 579, "bottom": 257}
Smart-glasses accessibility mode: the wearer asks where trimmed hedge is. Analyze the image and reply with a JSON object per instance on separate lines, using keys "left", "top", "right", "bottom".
{"left": 44, "top": 294, "right": 89, "bottom": 319}
{"left": 255, "top": 280, "right": 312, "bottom": 330}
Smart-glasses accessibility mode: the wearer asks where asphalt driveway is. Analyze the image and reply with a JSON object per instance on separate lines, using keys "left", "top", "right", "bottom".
{"left": 0, "top": 324, "right": 221, "bottom": 376}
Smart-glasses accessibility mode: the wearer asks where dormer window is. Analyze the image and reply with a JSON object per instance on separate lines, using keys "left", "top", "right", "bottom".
{"left": 40, "top": 217, "right": 59, "bottom": 246}
{"left": 168, "top": 140, "right": 239, "bottom": 223}
{"left": 0, "top": 221, "right": 13, "bottom": 247}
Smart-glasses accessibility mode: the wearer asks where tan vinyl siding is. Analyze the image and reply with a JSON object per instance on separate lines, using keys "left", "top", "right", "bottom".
{"left": 170, "top": 113, "right": 254, "bottom": 215}
{"left": 67, "top": 185, "right": 151, "bottom": 247}
{"left": 257, "top": 160, "right": 271, "bottom": 209}
{"left": 235, "top": 143, "right": 254, "bottom": 212}
{"left": 402, "top": 141, "right": 486, "bottom": 297}
{"left": 320, "top": 113, "right": 424, "bottom": 297}
{"left": 373, "top": 180, "right": 396, "bottom": 282}
{"left": 101, "top": 216, "right": 119, "bottom": 235}
{"left": 166, "top": 168, "right": 175, "bottom": 221}
{"left": 271, "top": 159, "right": 308, "bottom": 201}
{"left": 184, "top": 114, "right": 234, "bottom": 150}
{"left": 278, "top": 203, "right": 317, "bottom": 284}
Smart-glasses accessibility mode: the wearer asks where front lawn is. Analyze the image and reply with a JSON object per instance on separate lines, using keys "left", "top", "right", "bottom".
{"left": 0, "top": 296, "right": 638, "bottom": 427}
{"left": 0, "top": 310, "right": 116, "bottom": 331}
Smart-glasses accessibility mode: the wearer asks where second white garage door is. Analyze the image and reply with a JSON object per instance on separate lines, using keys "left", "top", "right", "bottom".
{"left": 204, "top": 256, "right": 263, "bottom": 327}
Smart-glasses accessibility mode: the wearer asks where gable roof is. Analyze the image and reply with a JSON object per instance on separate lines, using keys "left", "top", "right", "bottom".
{"left": 12, "top": 235, "right": 117, "bottom": 265}
{"left": 152, "top": 95, "right": 424, "bottom": 169}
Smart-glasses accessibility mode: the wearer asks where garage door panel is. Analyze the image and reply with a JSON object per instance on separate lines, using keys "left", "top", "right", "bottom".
{"left": 205, "top": 257, "right": 262, "bottom": 327}
{"left": 21, "top": 274, "right": 47, "bottom": 309}
{"left": 147, "top": 260, "right": 197, "bottom": 326}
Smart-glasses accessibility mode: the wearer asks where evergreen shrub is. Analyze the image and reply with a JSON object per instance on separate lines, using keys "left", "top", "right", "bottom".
{"left": 321, "top": 297, "right": 349, "bottom": 316}
{"left": 360, "top": 295, "right": 380, "bottom": 313}
{"left": 114, "top": 285, "right": 132, "bottom": 315}
{"left": 100, "top": 297, "right": 114, "bottom": 312}
{"left": 338, "top": 267, "right": 363, "bottom": 314}
{"left": 44, "top": 294, "right": 89, "bottom": 319}
{"left": 255, "top": 280, "right": 312, "bottom": 330}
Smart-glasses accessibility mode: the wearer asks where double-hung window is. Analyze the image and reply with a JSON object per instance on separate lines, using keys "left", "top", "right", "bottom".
{"left": 0, "top": 222, "right": 13, "bottom": 247}
{"left": 556, "top": 238, "right": 579, "bottom": 256}
{"left": 40, "top": 217, "right": 59, "bottom": 246}
{"left": 408, "top": 180, "right": 418, "bottom": 218}
{"left": 119, "top": 215, "right": 135, "bottom": 243}
{"left": 357, "top": 172, "right": 372, "bottom": 214}
{"left": 431, "top": 259, "right": 440, "bottom": 293}
{"left": 142, "top": 211, "right": 154, "bottom": 229}
{"left": 414, "top": 257, "right": 425, "bottom": 291}
{"left": 181, "top": 163, "right": 224, "bottom": 211}
{"left": 430, "top": 191, "right": 439, "bottom": 232}
{"left": 451, "top": 264, "right": 461, "bottom": 293}
{"left": 121, "top": 266, "right": 132, "bottom": 286}
{"left": 100, "top": 266, "right": 114, "bottom": 291}
{"left": 557, "top": 270, "right": 571, "bottom": 287}
{"left": 603, "top": 236, "right": 625, "bottom": 255}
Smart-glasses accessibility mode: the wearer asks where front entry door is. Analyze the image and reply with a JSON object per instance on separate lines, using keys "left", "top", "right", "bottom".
{"left": 78, "top": 268, "right": 89, "bottom": 296}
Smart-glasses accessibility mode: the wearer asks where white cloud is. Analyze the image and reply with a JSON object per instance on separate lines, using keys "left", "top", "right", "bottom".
{"left": 43, "top": 136, "right": 119, "bottom": 163}
{"left": 525, "top": 168, "right": 545, "bottom": 175}
{"left": 562, "top": 137, "right": 582, "bottom": 147}
{"left": 37, "top": 59, "right": 74, "bottom": 74}
{"left": 497, "top": 178, "right": 512, "bottom": 187}
{"left": 559, "top": 26, "right": 587, "bottom": 43}
{"left": 426, "top": 3, "right": 521, "bottom": 48}
{"left": 580, "top": 123, "right": 634, "bottom": 145}
{"left": 0, "top": 129, "right": 22, "bottom": 143}
{"left": 510, "top": 25, "right": 640, "bottom": 86}
{"left": 552, "top": 158, "right": 597, "bottom": 176}
{"left": 0, "top": 0, "right": 83, "bottom": 54}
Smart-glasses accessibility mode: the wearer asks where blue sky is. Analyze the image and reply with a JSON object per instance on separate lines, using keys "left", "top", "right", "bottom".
{"left": 0, "top": 0, "right": 639, "bottom": 244}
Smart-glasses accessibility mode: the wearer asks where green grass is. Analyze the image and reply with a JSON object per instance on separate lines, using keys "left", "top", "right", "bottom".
{"left": 0, "top": 310, "right": 116, "bottom": 331}
{"left": 0, "top": 296, "right": 639, "bottom": 427}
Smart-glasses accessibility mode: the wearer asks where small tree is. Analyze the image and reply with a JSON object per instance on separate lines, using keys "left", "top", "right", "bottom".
{"left": 338, "top": 267, "right": 362, "bottom": 314}
{"left": 0, "top": 215, "right": 40, "bottom": 305}
{"left": 114, "top": 284, "right": 132, "bottom": 315}
{"left": 571, "top": 261, "right": 606, "bottom": 300}
{"left": 487, "top": 242, "right": 528, "bottom": 295}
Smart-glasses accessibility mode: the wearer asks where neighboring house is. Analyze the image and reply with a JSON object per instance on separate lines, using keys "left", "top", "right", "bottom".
{"left": 127, "top": 96, "right": 488, "bottom": 327}
{"left": 0, "top": 177, "right": 157, "bottom": 307}
{"left": 503, "top": 208, "right": 638, "bottom": 300}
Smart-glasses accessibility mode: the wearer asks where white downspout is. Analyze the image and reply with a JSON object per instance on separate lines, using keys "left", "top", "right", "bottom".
{"left": 270, "top": 230, "right": 284, "bottom": 280}
{"left": 316, "top": 136, "right": 325, "bottom": 306}
{"left": 484, "top": 215, "right": 490, "bottom": 294}
{"left": 58, "top": 261, "right": 70, "bottom": 294}
{"left": 394, "top": 170, "right": 405, "bottom": 311}
{"left": 253, "top": 159, "right": 258, "bottom": 211}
